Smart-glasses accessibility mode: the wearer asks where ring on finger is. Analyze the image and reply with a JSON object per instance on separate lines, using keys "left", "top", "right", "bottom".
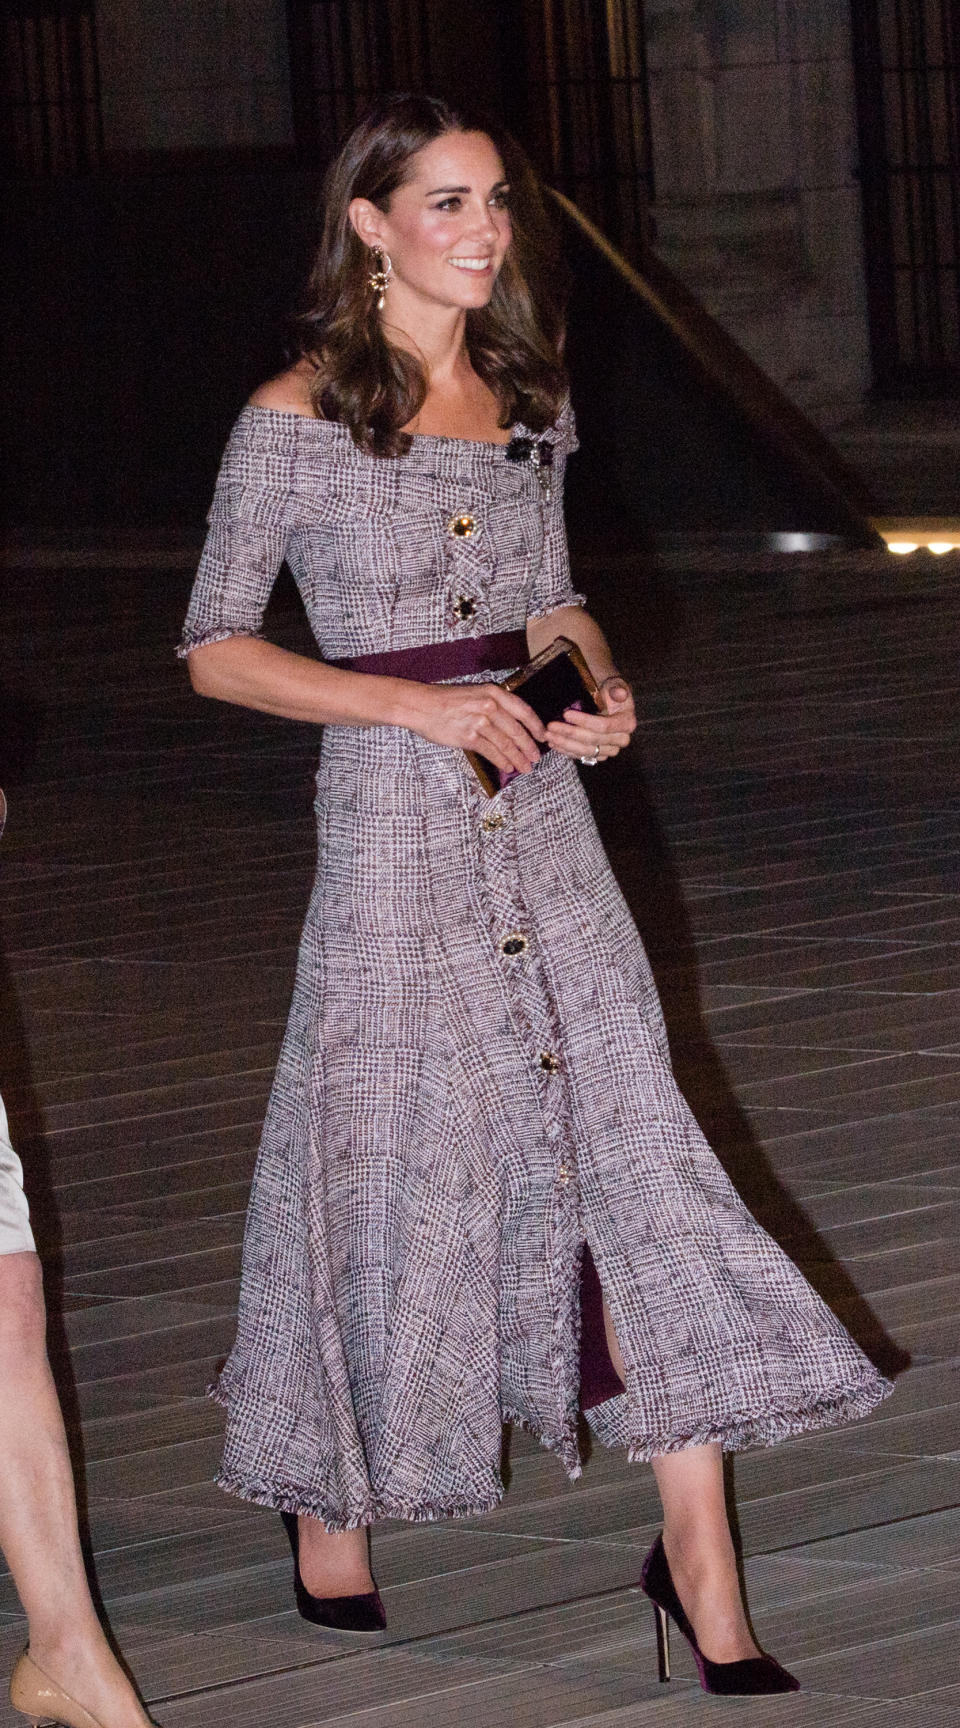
{"left": 579, "top": 743, "right": 602, "bottom": 766}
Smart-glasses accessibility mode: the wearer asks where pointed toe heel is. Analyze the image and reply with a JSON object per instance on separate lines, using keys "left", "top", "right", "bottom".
{"left": 639, "top": 1533, "right": 799, "bottom": 1696}
{"left": 280, "top": 1511, "right": 387, "bottom": 1635}
{"left": 10, "top": 1649, "right": 104, "bottom": 1728}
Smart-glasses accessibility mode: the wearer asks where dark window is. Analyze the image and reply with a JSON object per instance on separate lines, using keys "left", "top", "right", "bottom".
{"left": 1, "top": 0, "right": 103, "bottom": 174}
{"left": 286, "top": 0, "right": 432, "bottom": 166}
{"left": 851, "top": 0, "right": 960, "bottom": 393}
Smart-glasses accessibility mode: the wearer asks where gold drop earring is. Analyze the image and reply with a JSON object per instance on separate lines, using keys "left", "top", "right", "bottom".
{"left": 368, "top": 247, "right": 392, "bottom": 310}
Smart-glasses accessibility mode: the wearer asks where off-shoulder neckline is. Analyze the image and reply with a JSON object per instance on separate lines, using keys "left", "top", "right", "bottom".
{"left": 240, "top": 402, "right": 521, "bottom": 452}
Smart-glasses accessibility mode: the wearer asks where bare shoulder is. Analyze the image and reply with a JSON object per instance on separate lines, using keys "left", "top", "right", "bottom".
{"left": 247, "top": 360, "right": 319, "bottom": 417}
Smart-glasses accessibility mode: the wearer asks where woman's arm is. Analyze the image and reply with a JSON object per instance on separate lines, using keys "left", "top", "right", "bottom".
{"left": 188, "top": 634, "right": 405, "bottom": 726}
{"left": 526, "top": 605, "right": 619, "bottom": 686}
{"left": 187, "top": 635, "right": 547, "bottom": 776}
{"left": 526, "top": 606, "right": 637, "bottom": 763}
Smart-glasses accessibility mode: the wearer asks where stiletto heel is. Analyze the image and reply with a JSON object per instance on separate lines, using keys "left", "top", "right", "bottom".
{"left": 639, "top": 1534, "right": 799, "bottom": 1696}
{"left": 280, "top": 1510, "right": 387, "bottom": 1634}
{"left": 653, "top": 1601, "right": 671, "bottom": 1682}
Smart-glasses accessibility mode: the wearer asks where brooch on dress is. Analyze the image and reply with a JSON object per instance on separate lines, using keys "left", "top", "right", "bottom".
{"left": 506, "top": 436, "right": 555, "bottom": 502}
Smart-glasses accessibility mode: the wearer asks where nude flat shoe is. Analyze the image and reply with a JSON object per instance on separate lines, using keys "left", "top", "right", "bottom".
{"left": 9, "top": 1648, "right": 160, "bottom": 1728}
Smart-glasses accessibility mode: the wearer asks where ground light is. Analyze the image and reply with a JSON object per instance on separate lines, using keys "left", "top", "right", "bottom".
{"left": 875, "top": 519, "right": 960, "bottom": 555}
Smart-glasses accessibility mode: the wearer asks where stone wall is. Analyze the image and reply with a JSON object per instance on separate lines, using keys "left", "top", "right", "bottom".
{"left": 643, "top": 1, "right": 870, "bottom": 420}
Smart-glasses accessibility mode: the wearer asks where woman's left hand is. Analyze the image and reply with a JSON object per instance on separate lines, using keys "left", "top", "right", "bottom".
{"left": 545, "top": 674, "right": 637, "bottom": 764}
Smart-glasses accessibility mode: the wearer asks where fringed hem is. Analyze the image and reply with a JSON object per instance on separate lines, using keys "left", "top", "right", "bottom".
{"left": 502, "top": 1404, "right": 583, "bottom": 1482}
{"left": 210, "top": 1366, "right": 892, "bottom": 1526}
{"left": 605, "top": 1371, "right": 895, "bottom": 1464}
{"left": 210, "top": 1373, "right": 506, "bottom": 1531}
{"left": 175, "top": 626, "right": 262, "bottom": 659}
{"left": 525, "top": 594, "right": 587, "bottom": 622}
{"left": 213, "top": 1465, "right": 503, "bottom": 1533}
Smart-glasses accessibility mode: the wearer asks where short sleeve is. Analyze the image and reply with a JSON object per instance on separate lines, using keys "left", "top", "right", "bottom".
{"left": 177, "top": 410, "right": 299, "bottom": 658}
{"left": 527, "top": 397, "right": 587, "bottom": 620}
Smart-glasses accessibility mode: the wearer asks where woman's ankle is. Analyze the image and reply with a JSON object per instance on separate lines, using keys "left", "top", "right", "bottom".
{"left": 664, "top": 1522, "right": 725, "bottom": 1576}
{"left": 27, "top": 1614, "right": 105, "bottom": 1671}
{"left": 296, "top": 1517, "right": 374, "bottom": 1596}
{"left": 660, "top": 1529, "right": 759, "bottom": 1660}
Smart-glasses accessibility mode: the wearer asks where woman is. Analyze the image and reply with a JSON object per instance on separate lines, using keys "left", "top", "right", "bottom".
{"left": 1, "top": 793, "right": 157, "bottom": 1728}
{"left": 181, "top": 94, "right": 890, "bottom": 1692}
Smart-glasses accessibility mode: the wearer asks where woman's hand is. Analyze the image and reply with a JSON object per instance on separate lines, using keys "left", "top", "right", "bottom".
{"left": 544, "top": 674, "right": 636, "bottom": 764}
{"left": 400, "top": 681, "right": 547, "bottom": 776}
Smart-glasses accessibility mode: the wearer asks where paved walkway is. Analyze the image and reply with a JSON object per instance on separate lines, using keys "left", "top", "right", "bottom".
{"left": 0, "top": 545, "right": 958, "bottom": 1726}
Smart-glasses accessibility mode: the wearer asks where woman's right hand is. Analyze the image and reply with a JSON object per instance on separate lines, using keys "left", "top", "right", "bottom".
{"left": 399, "top": 681, "right": 547, "bottom": 776}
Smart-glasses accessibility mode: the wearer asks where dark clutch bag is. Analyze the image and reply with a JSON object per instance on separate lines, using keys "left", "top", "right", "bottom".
{"left": 465, "top": 636, "right": 601, "bottom": 798}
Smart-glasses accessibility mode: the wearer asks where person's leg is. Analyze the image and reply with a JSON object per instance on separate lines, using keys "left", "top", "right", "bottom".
{"left": 601, "top": 1293, "right": 759, "bottom": 1663}
{"left": 0, "top": 1251, "right": 152, "bottom": 1727}
{"left": 295, "top": 1518, "right": 374, "bottom": 1596}
{"left": 648, "top": 1445, "right": 758, "bottom": 1661}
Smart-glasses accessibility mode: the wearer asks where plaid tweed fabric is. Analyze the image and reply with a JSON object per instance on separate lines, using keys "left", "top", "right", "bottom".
{"left": 182, "top": 403, "right": 891, "bottom": 1529}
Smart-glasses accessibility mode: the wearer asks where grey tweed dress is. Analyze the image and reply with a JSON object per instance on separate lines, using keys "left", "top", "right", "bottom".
{"left": 181, "top": 400, "right": 891, "bottom": 1530}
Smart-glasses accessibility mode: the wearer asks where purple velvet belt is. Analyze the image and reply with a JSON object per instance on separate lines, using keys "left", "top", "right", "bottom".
{"left": 330, "top": 629, "right": 528, "bottom": 684}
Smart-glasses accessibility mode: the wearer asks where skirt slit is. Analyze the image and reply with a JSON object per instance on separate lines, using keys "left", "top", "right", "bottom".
{"left": 578, "top": 1240, "right": 626, "bottom": 1411}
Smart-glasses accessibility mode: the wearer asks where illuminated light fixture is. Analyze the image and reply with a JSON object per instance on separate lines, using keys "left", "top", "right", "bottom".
{"left": 875, "top": 518, "right": 960, "bottom": 555}
{"left": 770, "top": 532, "right": 838, "bottom": 553}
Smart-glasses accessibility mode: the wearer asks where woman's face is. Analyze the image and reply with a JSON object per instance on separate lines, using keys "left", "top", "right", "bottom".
{"left": 354, "top": 130, "right": 512, "bottom": 313}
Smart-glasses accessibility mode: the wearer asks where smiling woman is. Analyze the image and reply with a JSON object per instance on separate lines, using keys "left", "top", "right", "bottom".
{"left": 179, "top": 91, "right": 890, "bottom": 1693}
{"left": 295, "top": 95, "right": 567, "bottom": 456}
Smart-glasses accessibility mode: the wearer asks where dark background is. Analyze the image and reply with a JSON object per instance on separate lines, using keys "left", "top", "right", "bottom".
{"left": 6, "top": 0, "right": 953, "bottom": 541}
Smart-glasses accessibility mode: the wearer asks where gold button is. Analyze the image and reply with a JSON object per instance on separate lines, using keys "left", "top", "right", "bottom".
{"left": 482, "top": 811, "right": 506, "bottom": 832}
{"left": 558, "top": 1162, "right": 571, "bottom": 1185}
{"left": 449, "top": 513, "right": 477, "bottom": 539}
{"left": 453, "top": 594, "right": 478, "bottom": 621}
{"left": 500, "top": 932, "right": 527, "bottom": 957}
{"left": 539, "top": 1051, "right": 559, "bottom": 1074}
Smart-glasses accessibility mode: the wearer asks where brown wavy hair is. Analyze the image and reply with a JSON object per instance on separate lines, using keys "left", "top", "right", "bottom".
{"left": 297, "top": 93, "right": 568, "bottom": 457}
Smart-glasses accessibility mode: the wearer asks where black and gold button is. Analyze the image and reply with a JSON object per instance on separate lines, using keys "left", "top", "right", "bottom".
{"left": 449, "top": 512, "right": 477, "bottom": 539}
{"left": 500, "top": 932, "right": 528, "bottom": 957}
{"left": 453, "top": 594, "right": 478, "bottom": 622}
{"left": 539, "top": 1051, "right": 559, "bottom": 1074}
{"left": 482, "top": 811, "right": 506, "bottom": 833}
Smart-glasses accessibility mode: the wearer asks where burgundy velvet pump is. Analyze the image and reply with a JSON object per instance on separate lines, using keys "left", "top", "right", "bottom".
{"left": 639, "top": 1533, "right": 799, "bottom": 1695}
{"left": 280, "top": 1511, "right": 387, "bottom": 1634}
